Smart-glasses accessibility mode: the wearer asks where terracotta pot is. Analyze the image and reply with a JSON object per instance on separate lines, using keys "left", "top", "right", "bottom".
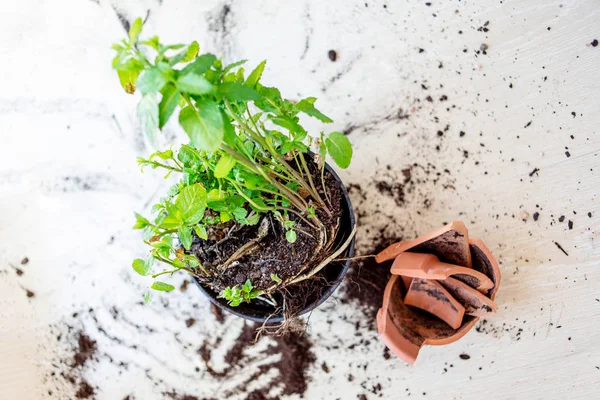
{"left": 376, "top": 222, "right": 501, "bottom": 364}
{"left": 404, "top": 278, "right": 465, "bottom": 329}
{"left": 192, "top": 160, "right": 356, "bottom": 323}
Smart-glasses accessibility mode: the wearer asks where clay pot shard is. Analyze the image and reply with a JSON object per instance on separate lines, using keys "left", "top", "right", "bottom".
{"left": 376, "top": 221, "right": 472, "bottom": 268}
{"left": 404, "top": 278, "right": 465, "bottom": 329}
{"left": 390, "top": 252, "right": 494, "bottom": 292}
{"left": 437, "top": 277, "right": 496, "bottom": 317}
{"left": 469, "top": 238, "right": 501, "bottom": 299}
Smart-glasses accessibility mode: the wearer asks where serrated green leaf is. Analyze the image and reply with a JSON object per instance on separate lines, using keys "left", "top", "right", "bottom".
{"left": 214, "top": 154, "right": 236, "bottom": 178}
{"left": 137, "top": 94, "right": 159, "bottom": 146}
{"left": 133, "top": 212, "right": 151, "bottom": 229}
{"left": 175, "top": 183, "right": 207, "bottom": 225}
{"left": 286, "top": 229, "right": 297, "bottom": 243}
{"left": 217, "top": 83, "right": 261, "bottom": 101}
{"left": 178, "top": 226, "right": 193, "bottom": 250}
{"left": 177, "top": 144, "right": 200, "bottom": 167}
{"left": 151, "top": 281, "right": 175, "bottom": 292}
{"left": 129, "top": 18, "right": 143, "bottom": 44}
{"left": 177, "top": 73, "right": 213, "bottom": 95}
{"left": 136, "top": 68, "right": 168, "bottom": 95}
{"left": 159, "top": 83, "right": 180, "bottom": 129}
{"left": 325, "top": 131, "right": 352, "bottom": 169}
{"left": 296, "top": 97, "right": 333, "bottom": 123}
{"left": 132, "top": 258, "right": 150, "bottom": 276}
{"left": 181, "top": 53, "right": 217, "bottom": 76}
{"left": 245, "top": 60, "right": 266, "bottom": 88}
{"left": 179, "top": 100, "right": 224, "bottom": 151}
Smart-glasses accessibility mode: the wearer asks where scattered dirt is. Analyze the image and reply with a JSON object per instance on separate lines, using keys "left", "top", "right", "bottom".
{"left": 200, "top": 323, "right": 316, "bottom": 398}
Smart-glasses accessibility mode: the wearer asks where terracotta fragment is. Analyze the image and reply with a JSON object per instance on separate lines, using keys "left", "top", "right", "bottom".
{"left": 390, "top": 252, "right": 494, "bottom": 292}
{"left": 437, "top": 277, "right": 496, "bottom": 317}
{"left": 404, "top": 278, "right": 465, "bottom": 329}
{"left": 376, "top": 221, "right": 472, "bottom": 268}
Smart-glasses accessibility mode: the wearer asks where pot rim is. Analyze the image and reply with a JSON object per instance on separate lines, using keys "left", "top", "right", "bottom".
{"left": 192, "top": 158, "right": 356, "bottom": 323}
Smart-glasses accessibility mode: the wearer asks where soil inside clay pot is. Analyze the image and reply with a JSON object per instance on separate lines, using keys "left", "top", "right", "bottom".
{"left": 190, "top": 157, "right": 351, "bottom": 318}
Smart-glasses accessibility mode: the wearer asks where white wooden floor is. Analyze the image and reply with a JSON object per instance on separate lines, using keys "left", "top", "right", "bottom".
{"left": 1, "top": 0, "right": 599, "bottom": 399}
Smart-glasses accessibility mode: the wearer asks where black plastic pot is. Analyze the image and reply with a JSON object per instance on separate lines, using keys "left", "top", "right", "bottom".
{"left": 192, "top": 160, "right": 356, "bottom": 323}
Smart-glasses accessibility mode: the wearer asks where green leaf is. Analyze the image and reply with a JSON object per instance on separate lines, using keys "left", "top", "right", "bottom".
{"left": 306, "top": 206, "right": 316, "bottom": 219}
{"left": 175, "top": 183, "right": 207, "bottom": 224}
{"left": 193, "top": 224, "right": 208, "bottom": 240}
{"left": 177, "top": 73, "right": 213, "bottom": 95}
{"left": 177, "top": 144, "right": 200, "bottom": 167}
{"left": 154, "top": 149, "right": 173, "bottom": 160}
{"left": 143, "top": 291, "right": 152, "bottom": 303}
{"left": 129, "top": 18, "right": 143, "bottom": 44}
{"left": 136, "top": 68, "right": 168, "bottom": 95}
{"left": 242, "top": 279, "right": 253, "bottom": 293}
{"left": 222, "top": 59, "right": 247, "bottom": 74}
{"left": 133, "top": 212, "right": 151, "bottom": 229}
{"left": 181, "top": 53, "right": 217, "bottom": 76}
{"left": 296, "top": 97, "right": 333, "bottom": 123}
{"left": 214, "top": 154, "right": 236, "bottom": 178}
{"left": 245, "top": 212, "right": 260, "bottom": 225}
{"left": 178, "top": 226, "right": 193, "bottom": 250}
{"left": 325, "top": 131, "right": 353, "bottom": 169}
{"left": 222, "top": 111, "right": 237, "bottom": 148}
{"left": 141, "top": 36, "right": 159, "bottom": 51}
{"left": 217, "top": 83, "right": 261, "bottom": 101}
{"left": 159, "top": 83, "right": 180, "bottom": 129}
{"left": 132, "top": 258, "right": 150, "bottom": 276}
{"left": 116, "top": 58, "right": 143, "bottom": 94}
{"left": 270, "top": 273, "right": 282, "bottom": 284}
{"left": 286, "top": 230, "right": 297, "bottom": 243}
{"left": 245, "top": 60, "right": 266, "bottom": 88}
{"left": 137, "top": 94, "right": 159, "bottom": 146}
{"left": 169, "top": 41, "right": 199, "bottom": 65}
{"left": 270, "top": 116, "right": 305, "bottom": 135}
{"left": 179, "top": 100, "right": 224, "bottom": 152}
{"left": 151, "top": 281, "right": 175, "bottom": 292}
{"left": 233, "top": 207, "right": 248, "bottom": 221}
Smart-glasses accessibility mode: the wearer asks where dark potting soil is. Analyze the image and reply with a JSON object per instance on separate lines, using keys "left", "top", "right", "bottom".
{"left": 189, "top": 157, "right": 345, "bottom": 315}
{"left": 53, "top": 330, "right": 98, "bottom": 399}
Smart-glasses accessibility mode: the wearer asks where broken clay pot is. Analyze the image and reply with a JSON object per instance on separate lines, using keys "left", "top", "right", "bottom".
{"left": 376, "top": 222, "right": 501, "bottom": 364}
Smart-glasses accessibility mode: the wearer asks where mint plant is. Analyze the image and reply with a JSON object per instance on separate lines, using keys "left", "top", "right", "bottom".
{"left": 114, "top": 19, "right": 354, "bottom": 306}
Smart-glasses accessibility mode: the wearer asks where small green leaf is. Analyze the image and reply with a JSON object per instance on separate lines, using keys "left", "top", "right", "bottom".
{"left": 242, "top": 279, "right": 253, "bottom": 293}
{"left": 245, "top": 212, "right": 260, "bottom": 225}
{"left": 178, "top": 226, "right": 193, "bottom": 250}
{"left": 193, "top": 224, "right": 208, "bottom": 240}
{"left": 286, "top": 230, "right": 297, "bottom": 243}
{"left": 175, "top": 183, "right": 207, "bottom": 224}
{"left": 177, "top": 144, "right": 200, "bottom": 167}
{"left": 222, "top": 59, "right": 247, "bottom": 73}
{"left": 169, "top": 41, "right": 199, "bottom": 65}
{"left": 133, "top": 212, "right": 151, "bottom": 229}
{"left": 179, "top": 100, "right": 224, "bottom": 152}
{"left": 296, "top": 97, "right": 333, "bottom": 123}
{"left": 222, "top": 111, "right": 237, "bottom": 148}
{"left": 245, "top": 60, "right": 266, "bottom": 88}
{"left": 154, "top": 149, "right": 173, "bottom": 160}
{"left": 233, "top": 207, "right": 248, "bottom": 221}
{"left": 136, "top": 68, "right": 168, "bottom": 95}
{"left": 306, "top": 206, "right": 316, "bottom": 219}
{"left": 181, "top": 53, "right": 217, "bottom": 76}
{"left": 137, "top": 94, "right": 159, "bottom": 146}
{"left": 132, "top": 258, "right": 150, "bottom": 276}
{"left": 158, "top": 83, "right": 180, "bottom": 129}
{"left": 116, "top": 58, "right": 143, "bottom": 94}
{"left": 151, "top": 281, "right": 175, "bottom": 292}
{"left": 270, "top": 273, "right": 282, "bottom": 284}
{"left": 177, "top": 73, "right": 213, "bottom": 95}
{"left": 129, "top": 18, "right": 143, "bottom": 44}
{"left": 143, "top": 291, "right": 152, "bottom": 303}
{"left": 214, "top": 154, "right": 236, "bottom": 178}
{"left": 325, "top": 131, "right": 353, "bottom": 169}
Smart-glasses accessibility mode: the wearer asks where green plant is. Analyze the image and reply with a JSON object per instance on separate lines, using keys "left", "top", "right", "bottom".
{"left": 114, "top": 19, "right": 354, "bottom": 304}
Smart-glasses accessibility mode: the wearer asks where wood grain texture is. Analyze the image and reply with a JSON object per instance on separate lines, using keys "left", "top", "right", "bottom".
{"left": 1, "top": 0, "right": 598, "bottom": 399}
